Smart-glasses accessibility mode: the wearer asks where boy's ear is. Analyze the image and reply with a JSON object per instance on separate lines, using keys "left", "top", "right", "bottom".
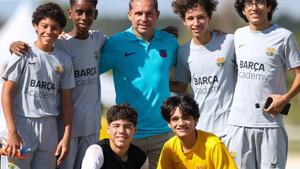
{"left": 94, "top": 9, "right": 98, "bottom": 20}
{"left": 33, "top": 24, "right": 38, "bottom": 33}
{"left": 106, "top": 124, "right": 110, "bottom": 134}
{"left": 68, "top": 8, "right": 72, "bottom": 19}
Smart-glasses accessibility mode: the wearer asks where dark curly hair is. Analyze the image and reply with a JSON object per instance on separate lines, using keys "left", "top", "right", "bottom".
{"left": 161, "top": 95, "right": 200, "bottom": 123}
{"left": 172, "top": 0, "right": 218, "bottom": 19}
{"left": 234, "top": 0, "right": 278, "bottom": 22}
{"left": 129, "top": 0, "right": 158, "bottom": 12}
{"left": 107, "top": 104, "right": 138, "bottom": 126}
{"left": 32, "top": 3, "right": 66, "bottom": 28}
{"left": 70, "top": 0, "right": 98, "bottom": 7}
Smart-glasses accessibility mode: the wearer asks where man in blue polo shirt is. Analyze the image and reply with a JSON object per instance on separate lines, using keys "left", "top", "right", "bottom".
{"left": 99, "top": 0, "right": 178, "bottom": 168}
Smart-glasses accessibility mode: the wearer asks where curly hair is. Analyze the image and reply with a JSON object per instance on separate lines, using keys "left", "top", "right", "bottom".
{"left": 107, "top": 104, "right": 138, "bottom": 126}
{"left": 32, "top": 3, "right": 66, "bottom": 28}
{"left": 234, "top": 0, "right": 278, "bottom": 22}
{"left": 172, "top": 0, "right": 218, "bottom": 19}
{"left": 70, "top": 0, "right": 98, "bottom": 7}
{"left": 161, "top": 95, "right": 200, "bottom": 123}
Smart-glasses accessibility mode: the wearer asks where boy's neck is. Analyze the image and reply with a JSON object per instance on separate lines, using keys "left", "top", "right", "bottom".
{"left": 180, "top": 129, "right": 198, "bottom": 153}
{"left": 109, "top": 139, "right": 130, "bottom": 159}
{"left": 192, "top": 31, "right": 212, "bottom": 46}
{"left": 249, "top": 22, "right": 272, "bottom": 31}
{"left": 34, "top": 41, "right": 54, "bottom": 52}
{"left": 68, "top": 29, "right": 89, "bottom": 40}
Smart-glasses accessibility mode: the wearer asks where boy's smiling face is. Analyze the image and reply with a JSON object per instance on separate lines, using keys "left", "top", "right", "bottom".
{"left": 68, "top": 0, "right": 98, "bottom": 34}
{"left": 33, "top": 17, "right": 63, "bottom": 51}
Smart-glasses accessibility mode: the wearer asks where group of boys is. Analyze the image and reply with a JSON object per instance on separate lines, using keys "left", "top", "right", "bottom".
{"left": 1, "top": 0, "right": 299, "bottom": 169}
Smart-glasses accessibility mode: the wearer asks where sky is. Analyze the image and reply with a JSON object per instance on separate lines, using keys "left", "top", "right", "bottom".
{"left": 0, "top": 0, "right": 299, "bottom": 21}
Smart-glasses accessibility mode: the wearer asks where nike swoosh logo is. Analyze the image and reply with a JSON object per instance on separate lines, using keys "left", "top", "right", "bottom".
{"left": 124, "top": 52, "right": 136, "bottom": 57}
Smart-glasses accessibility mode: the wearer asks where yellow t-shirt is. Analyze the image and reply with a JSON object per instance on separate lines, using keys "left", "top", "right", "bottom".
{"left": 157, "top": 130, "right": 237, "bottom": 169}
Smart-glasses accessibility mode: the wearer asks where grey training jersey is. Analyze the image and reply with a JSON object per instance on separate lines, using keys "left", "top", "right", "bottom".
{"left": 229, "top": 24, "right": 300, "bottom": 127}
{"left": 174, "top": 33, "right": 236, "bottom": 136}
{"left": 2, "top": 43, "right": 75, "bottom": 117}
{"left": 55, "top": 30, "right": 106, "bottom": 137}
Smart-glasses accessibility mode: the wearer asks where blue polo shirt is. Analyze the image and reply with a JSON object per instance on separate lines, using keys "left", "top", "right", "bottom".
{"left": 100, "top": 27, "right": 179, "bottom": 138}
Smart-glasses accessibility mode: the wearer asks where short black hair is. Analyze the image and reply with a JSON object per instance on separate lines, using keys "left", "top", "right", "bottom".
{"left": 107, "top": 104, "right": 138, "bottom": 126}
{"left": 129, "top": 0, "right": 158, "bottom": 12}
{"left": 172, "top": 0, "right": 218, "bottom": 19}
{"left": 161, "top": 95, "right": 200, "bottom": 123}
{"left": 70, "top": 0, "right": 98, "bottom": 7}
{"left": 32, "top": 2, "right": 66, "bottom": 28}
{"left": 234, "top": 0, "right": 278, "bottom": 22}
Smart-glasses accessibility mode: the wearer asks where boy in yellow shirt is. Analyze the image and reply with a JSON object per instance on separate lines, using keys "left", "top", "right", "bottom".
{"left": 158, "top": 95, "right": 236, "bottom": 169}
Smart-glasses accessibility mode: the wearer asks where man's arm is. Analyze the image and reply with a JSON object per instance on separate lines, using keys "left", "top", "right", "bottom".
{"left": 1, "top": 80, "right": 23, "bottom": 158}
{"left": 55, "top": 89, "right": 73, "bottom": 166}
{"left": 265, "top": 67, "right": 300, "bottom": 115}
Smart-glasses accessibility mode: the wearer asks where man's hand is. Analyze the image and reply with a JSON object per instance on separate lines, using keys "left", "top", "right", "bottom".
{"left": 9, "top": 41, "right": 29, "bottom": 56}
{"left": 161, "top": 26, "right": 179, "bottom": 38}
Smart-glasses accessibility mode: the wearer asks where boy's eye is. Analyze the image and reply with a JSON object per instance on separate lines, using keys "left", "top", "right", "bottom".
{"left": 111, "top": 124, "right": 120, "bottom": 128}
{"left": 170, "top": 116, "right": 179, "bottom": 122}
{"left": 75, "top": 10, "right": 83, "bottom": 15}
{"left": 52, "top": 26, "right": 60, "bottom": 31}
{"left": 75, "top": 9, "right": 94, "bottom": 16}
{"left": 86, "top": 10, "right": 94, "bottom": 16}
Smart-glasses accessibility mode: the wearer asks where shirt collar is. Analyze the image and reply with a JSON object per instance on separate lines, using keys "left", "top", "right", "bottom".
{"left": 124, "top": 26, "right": 162, "bottom": 42}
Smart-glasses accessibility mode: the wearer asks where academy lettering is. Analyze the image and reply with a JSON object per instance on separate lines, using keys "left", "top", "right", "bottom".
{"left": 239, "top": 61, "right": 265, "bottom": 72}
{"left": 194, "top": 85, "right": 220, "bottom": 94}
{"left": 74, "top": 67, "right": 97, "bottom": 78}
{"left": 24, "top": 87, "right": 55, "bottom": 100}
{"left": 76, "top": 77, "right": 97, "bottom": 87}
{"left": 29, "top": 79, "right": 55, "bottom": 91}
{"left": 193, "top": 76, "right": 219, "bottom": 85}
{"left": 238, "top": 70, "right": 270, "bottom": 82}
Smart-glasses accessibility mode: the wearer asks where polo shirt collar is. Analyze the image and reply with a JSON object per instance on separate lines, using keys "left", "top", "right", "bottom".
{"left": 125, "top": 26, "right": 162, "bottom": 42}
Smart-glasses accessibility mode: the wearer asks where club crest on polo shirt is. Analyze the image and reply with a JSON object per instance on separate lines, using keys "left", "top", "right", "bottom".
{"left": 159, "top": 49, "right": 167, "bottom": 58}
{"left": 55, "top": 65, "right": 64, "bottom": 74}
{"left": 216, "top": 57, "right": 225, "bottom": 66}
{"left": 266, "top": 47, "right": 276, "bottom": 56}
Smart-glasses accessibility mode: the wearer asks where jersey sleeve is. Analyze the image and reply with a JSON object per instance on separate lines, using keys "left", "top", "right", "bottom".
{"left": 283, "top": 33, "right": 300, "bottom": 69}
{"left": 173, "top": 46, "right": 190, "bottom": 83}
{"left": 211, "top": 142, "right": 237, "bottom": 169}
{"left": 2, "top": 54, "right": 26, "bottom": 83}
{"left": 81, "top": 144, "right": 104, "bottom": 169}
{"left": 59, "top": 54, "right": 76, "bottom": 90}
